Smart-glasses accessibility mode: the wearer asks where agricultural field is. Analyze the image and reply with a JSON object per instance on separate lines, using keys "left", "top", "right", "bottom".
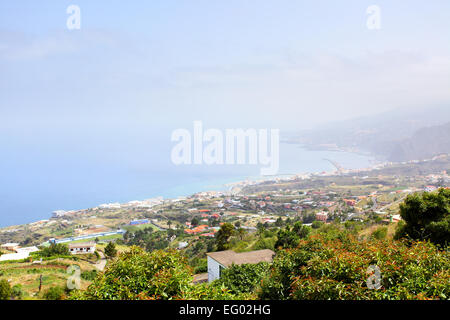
{"left": 0, "top": 257, "right": 97, "bottom": 299}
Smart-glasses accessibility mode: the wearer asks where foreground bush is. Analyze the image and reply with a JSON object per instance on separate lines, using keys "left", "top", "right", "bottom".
{"left": 43, "top": 286, "right": 65, "bottom": 300}
{"left": 71, "top": 247, "right": 192, "bottom": 300}
{"left": 70, "top": 247, "right": 247, "bottom": 300}
{"left": 0, "top": 279, "right": 11, "bottom": 300}
{"left": 395, "top": 188, "right": 450, "bottom": 247}
{"left": 213, "top": 262, "right": 270, "bottom": 295}
{"left": 259, "top": 234, "right": 449, "bottom": 300}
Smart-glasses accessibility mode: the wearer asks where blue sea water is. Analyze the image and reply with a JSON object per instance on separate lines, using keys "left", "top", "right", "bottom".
{"left": 0, "top": 137, "right": 373, "bottom": 228}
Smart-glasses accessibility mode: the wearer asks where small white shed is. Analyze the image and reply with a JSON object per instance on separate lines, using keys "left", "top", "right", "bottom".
{"left": 206, "top": 249, "right": 275, "bottom": 282}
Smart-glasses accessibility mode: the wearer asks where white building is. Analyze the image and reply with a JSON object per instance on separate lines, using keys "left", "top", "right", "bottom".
{"left": 206, "top": 249, "right": 275, "bottom": 282}
{"left": 99, "top": 203, "right": 121, "bottom": 209}
{"left": 52, "top": 210, "right": 67, "bottom": 218}
{"left": 1, "top": 243, "right": 20, "bottom": 251}
{"left": 0, "top": 246, "right": 39, "bottom": 262}
{"left": 68, "top": 242, "right": 96, "bottom": 254}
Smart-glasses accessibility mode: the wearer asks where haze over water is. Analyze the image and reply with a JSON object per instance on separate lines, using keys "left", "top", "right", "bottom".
{"left": 0, "top": 137, "right": 373, "bottom": 228}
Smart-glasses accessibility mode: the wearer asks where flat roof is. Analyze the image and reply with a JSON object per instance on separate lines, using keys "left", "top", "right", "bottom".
{"left": 69, "top": 242, "right": 96, "bottom": 249}
{"left": 1, "top": 243, "right": 19, "bottom": 247}
{"left": 206, "top": 249, "right": 275, "bottom": 267}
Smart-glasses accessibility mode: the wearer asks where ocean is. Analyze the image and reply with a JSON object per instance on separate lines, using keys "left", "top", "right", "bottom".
{"left": 0, "top": 140, "right": 374, "bottom": 228}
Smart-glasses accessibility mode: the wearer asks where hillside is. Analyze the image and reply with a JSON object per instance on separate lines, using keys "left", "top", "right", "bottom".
{"left": 389, "top": 122, "right": 450, "bottom": 161}
{"left": 287, "top": 105, "right": 450, "bottom": 161}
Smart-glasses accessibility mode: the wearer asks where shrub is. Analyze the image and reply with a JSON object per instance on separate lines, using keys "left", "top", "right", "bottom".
{"left": 371, "top": 226, "right": 388, "bottom": 240}
{"left": 12, "top": 284, "right": 23, "bottom": 299}
{"left": 81, "top": 270, "right": 98, "bottom": 281}
{"left": 274, "top": 227, "right": 300, "bottom": 249}
{"left": 37, "top": 243, "right": 70, "bottom": 257}
{"left": 214, "top": 262, "right": 270, "bottom": 295}
{"left": 251, "top": 237, "right": 277, "bottom": 251}
{"left": 259, "top": 234, "right": 450, "bottom": 300}
{"left": 178, "top": 282, "right": 251, "bottom": 300}
{"left": 192, "top": 258, "right": 207, "bottom": 274}
{"left": 311, "top": 221, "right": 324, "bottom": 229}
{"left": 71, "top": 247, "right": 193, "bottom": 300}
{"left": 0, "top": 279, "right": 12, "bottom": 300}
{"left": 43, "top": 286, "right": 65, "bottom": 300}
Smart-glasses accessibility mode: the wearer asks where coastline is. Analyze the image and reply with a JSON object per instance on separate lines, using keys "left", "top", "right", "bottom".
{"left": 0, "top": 145, "right": 377, "bottom": 230}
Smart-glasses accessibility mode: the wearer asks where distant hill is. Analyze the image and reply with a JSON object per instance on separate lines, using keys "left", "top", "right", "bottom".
{"left": 389, "top": 122, "right": 450, "bottom": 161}
{"left": 288, "top": 105, "right": 450, "bottom": 162}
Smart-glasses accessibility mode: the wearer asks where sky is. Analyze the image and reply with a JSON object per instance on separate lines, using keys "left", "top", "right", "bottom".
{"left": 0, "top": 1, "right": 450, "bottom": 226}
{"left": 1, "top": 0, "right": 450, "bottom": 134}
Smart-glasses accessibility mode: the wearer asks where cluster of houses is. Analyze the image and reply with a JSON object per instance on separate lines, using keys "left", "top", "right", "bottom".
{"left": 184, "top": 224, "right": 220, "bottom": 237}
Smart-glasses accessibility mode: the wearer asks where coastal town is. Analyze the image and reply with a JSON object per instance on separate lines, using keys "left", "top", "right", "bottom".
{"left": 1, "top": 155, "right": 449, "bottom": 251}
{"left": 1, "top": 153, "right": 449, "bottom": 300}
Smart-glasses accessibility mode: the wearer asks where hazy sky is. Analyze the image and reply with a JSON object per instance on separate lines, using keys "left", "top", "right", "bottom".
{"left": 1, "top": 1, "right": 450, "bottom": 226}
{"left": 1, "top": 0, "right": 450, "bottom": 136}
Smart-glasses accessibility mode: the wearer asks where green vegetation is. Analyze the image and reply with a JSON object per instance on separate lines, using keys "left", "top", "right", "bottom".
{"left": 70, "top": 247, "right": 243, "bottom": 300}
{"left": 259, "top": 233, "right": 449, "bottom": 300}
{"left": 213, "top": 262, "right": 270, "bottom": 295}
{"left": 35, "top": 243, "right": 70, "bottom": 258}
{"left": 81, "top": 270, "right": 98, "bottom": 281}
{"left": 274, "top": 222, "right": 311, "bottom": 249}
{"left": 371, "top": 226, "right": 388, "bottom": 240}
{"left": 43, "top": 286, "right": 66, "bottom": 300}
{"left": 1, "top": 169, "right": 449, "bottom": 301}
{"left": 104, "top": 242, "right": 117, "bottom": 258}
{"left": 216, "top": 223, "right": 235, "bottom": 251}
{"left": 12, "top": 284, "right": 23, "bottom": 299}
{"left": 0, "top": 279, "right": 12, "bottom": 300}
{"left": 395, "top": 188, "right": 450, "bottom": 247}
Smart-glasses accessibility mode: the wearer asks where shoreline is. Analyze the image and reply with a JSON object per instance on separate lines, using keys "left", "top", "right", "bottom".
{"left": 0, "top": 146, "right": 378, "bottom": 230}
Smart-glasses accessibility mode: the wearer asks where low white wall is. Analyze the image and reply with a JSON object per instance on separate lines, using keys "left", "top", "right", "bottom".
{"left": 207, "top": 256, "right": 226, "bottom": 282}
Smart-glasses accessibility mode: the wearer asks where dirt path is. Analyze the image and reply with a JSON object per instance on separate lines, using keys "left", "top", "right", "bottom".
{"left": 94, "top": 251, "right": 107, "bottom": 271}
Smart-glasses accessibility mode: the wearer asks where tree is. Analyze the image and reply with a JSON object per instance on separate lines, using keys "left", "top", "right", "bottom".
{"left": 275, "top": 217, "right": 283, "bottom": 227}
{"left": 104, "top": 242, "right": 117, "bottom": 258}
{"left": 312, "top": 221, "right": 324, "bottom": 229}
{"left": 293, "top": 222, "right": 311, "bottom": 239}
{"left": 215, "top": 223, "right": 235, "bottom": 251}
{"left": 0, "top": 279, "right": 11, "bottom": 300}
{"left": 191, "top": 217, "right": 200, "bottom": 227}
{"left": 256, "top": 222, "right": 265, "bottom": 236}
{"left": 38, "top": 243, "right": 70, "bottom": 257}
{"left": 274, "top": 226, "right": 299, "bottom": 249}
{"left": 395, "top": 188, "right": 450, "bottom": 247}
{"left": 237, "top": 228, "right": 247, "bottom": 241}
